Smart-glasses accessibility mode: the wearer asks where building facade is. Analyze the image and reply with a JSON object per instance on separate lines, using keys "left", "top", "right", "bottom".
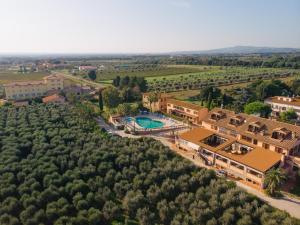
{"left": 265, "top": 96, "right": 300, "bottom": 120}
{"left": 142, "top": 92, "right": 173, "bottom": 112}
{"left": 166, "top": 99, "right": 208, "bottom": 124}
{"left": 142, "top": 93, "right": 208, "bottom": 124}
{"left": 4, "top": 74, "right": 64, "bottom": 100}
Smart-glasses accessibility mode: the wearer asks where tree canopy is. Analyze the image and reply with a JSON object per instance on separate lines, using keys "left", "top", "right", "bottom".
{"left": 244, "top": 101, "right": 272, "bottom": 118}
{"left": 87, "top": 70, "right": 97, "bottom": 81}
{"left": 0, "top": 104, "right": 298, "bottom": 225}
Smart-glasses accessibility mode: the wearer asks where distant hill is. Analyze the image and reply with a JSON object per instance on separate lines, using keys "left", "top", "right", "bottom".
{"left": 172, "top": 46, "right": 300, "bottom": 55}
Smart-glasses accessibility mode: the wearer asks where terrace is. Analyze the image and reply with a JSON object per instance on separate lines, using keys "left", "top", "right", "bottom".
{"left": 201, "top": 134, "right": 228, "bottom": 147}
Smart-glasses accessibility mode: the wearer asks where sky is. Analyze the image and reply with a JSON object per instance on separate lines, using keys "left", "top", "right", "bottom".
{"left": 0, "top": 0, "right": 299, "bottom": 54}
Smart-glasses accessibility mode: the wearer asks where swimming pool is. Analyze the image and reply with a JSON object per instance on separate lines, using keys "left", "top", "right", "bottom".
{"left": 134, "top": 117, "right": 164, "bottom": 129}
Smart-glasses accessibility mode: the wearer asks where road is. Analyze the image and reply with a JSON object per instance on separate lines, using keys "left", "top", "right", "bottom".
{"left": 96, "top": 119, "right": 300, "bottom": 219}
{"left": 58, "top": 72, "right": 105, "bottom": 89}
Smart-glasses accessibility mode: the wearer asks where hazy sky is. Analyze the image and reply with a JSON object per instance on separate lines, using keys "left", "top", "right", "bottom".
{"left": 0, "top": 0, "right": 299, "bottom": 53}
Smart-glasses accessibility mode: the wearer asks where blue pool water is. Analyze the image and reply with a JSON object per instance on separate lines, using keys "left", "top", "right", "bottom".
{"left": 130, "top": 117, "right": 164, "bottom": 129}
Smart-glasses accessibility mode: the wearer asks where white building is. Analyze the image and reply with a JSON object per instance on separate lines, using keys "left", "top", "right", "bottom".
{"left": 265, "top": 96, "right": 300, "bottom": 120}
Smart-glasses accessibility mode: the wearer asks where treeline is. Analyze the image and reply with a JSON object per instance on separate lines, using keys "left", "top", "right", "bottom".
{"left": 192, "top": 79, "right": 297, "bottom": 111}
{"left": 164, "top": 54, "right": 300, "bottom": 69}
{"left": 0, "top": 104, "right": 299, "bottom": 225}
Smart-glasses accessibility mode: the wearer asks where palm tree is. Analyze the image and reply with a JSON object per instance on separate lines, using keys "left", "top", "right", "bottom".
{"left": 264, "top": 168, "right": 286, "bottom": 196}
{"left": 148, "top": 92, "right": 159, "bottom": 112}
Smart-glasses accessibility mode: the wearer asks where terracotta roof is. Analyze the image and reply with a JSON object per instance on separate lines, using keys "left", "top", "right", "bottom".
{"left": 203, "top": 108, "right": 300, "bottom": 150}
{"left": 179, "top": 127, "right": 281, "bottom": 172}
{"left": 240, "top": 148, "right": 281, "bottom": 172}
{"left": 42, "top": 94, "right": 65, "bottom": 103}
{"left": 3, "top": 80, "right": 44, "bottom": 87}
{"left": 265, "top": 96, "right": 300, "bottom": 107}
{"left": 167, "top": 99, "right": 205, "bottom": 111}
{"left": 4, "top": 74, "right": 62, "bottom": 87}
{"left": 179, "top": 127, "right": 215, "bottom": 146}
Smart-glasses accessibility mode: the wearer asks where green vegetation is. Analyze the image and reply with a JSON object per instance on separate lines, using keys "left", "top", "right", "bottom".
{"left": 244, "top": 102, "right": 272, "bottom": 118}
{"left": 102, "top": 86, "right": 122, "bottom": 108}
{"left": 264, "top": 169, "right": 286, "bottom": 197}
{"left": 77, "top": 64, "right": 209, "bottom": 81}
{"left": 164, "top": 54, "right": 300, "bottom": 69}
{"left": 0, "top": 103, "right": 299, "bottom": 225}
{"left": 88, "top": 70, "right": 97, "bottom": 81}
{"left": 280, "top": 109, "right": 298, "bottom": 123}
{"left": 146, "top": 67, "right": 298, "bottom": 92}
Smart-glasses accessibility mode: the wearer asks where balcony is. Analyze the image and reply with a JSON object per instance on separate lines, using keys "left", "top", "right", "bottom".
{"left": 229, "top": 165, "right": 244, "bottom": 175}
{"left": 215, "top": 159, "right": 228, "bottom": 168}
{"left": 246, "top": 173, "right": 263, "bottom": 183}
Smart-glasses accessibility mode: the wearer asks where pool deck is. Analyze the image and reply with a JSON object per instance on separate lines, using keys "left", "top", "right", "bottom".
{"left": 125, "top": 114, "right": 187, "bottom": 134}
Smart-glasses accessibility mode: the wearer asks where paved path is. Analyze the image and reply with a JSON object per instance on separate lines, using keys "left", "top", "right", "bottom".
{"left": 96, "top": 118, "right": 300, "bottom": 219}
{"left": 58, "top": 72, "right": 105, "bottom": 89}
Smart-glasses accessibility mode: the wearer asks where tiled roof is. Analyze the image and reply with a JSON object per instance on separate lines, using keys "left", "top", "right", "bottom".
{"left": 179, "top": 127, "right": 281, "bottom": 172}
{"left": 4, "top": 74, "right": 62, "bottom": 87}
{"left": 3, "top": 80, "right": 44, "bottom": 87}
{"left": 203, "top": 108, "right": 300, "bottom": 149}
{"left": 167, "top": 99, "right": 205, "bottom": 111}
{"left": 265, "top": 96, "right": 300, "bottom": 107}
{"left": 42, "top": 94, "right": 64, "bottom": 103}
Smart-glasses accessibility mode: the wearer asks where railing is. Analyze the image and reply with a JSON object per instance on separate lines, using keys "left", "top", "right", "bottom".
{"left": 246, "top": 173, "right": 263, "bottom": 183}
{"left": 228, "top": 165, "right": 244, "bottom": 175}
{"left": 215, "top": 159, "right": 228, "bottom": 168}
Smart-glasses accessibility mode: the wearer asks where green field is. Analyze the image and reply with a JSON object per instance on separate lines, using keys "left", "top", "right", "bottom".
{"left": 79, "top": 65, "right": 221, "bottom": 81}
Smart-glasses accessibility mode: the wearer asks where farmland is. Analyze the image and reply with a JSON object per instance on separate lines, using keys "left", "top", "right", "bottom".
{"left": 72, "top": 63, "right": 221, "bottom": 81}
{"left": 94, "top": 65, "right": 299, "bottom": 92}
{"left": 145, "top": 67, "right": 299, "bottom": 92}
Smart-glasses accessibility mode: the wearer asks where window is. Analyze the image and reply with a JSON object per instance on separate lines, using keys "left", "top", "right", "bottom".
{"left": 275, "top": 147, "right": 283, "bottom": 153}
{"left": 253, "top": 139, "right": 258, "bottom": 145}
{"left": 263, "top": 143, "right": 270, "bottom": 149}
{"left": 241, "top": 135, "right": 252, "bottom": 143}
{"left": 230, "top": 161, "right": 244, "bottom": 170}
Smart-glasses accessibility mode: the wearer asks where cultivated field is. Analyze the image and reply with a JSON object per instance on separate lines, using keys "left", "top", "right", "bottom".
{"left": 145, "top": 66, "right": 299, "bottom": 92}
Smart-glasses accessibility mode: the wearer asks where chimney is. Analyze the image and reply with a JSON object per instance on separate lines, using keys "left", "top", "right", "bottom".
{"left": 292, "top": 132, "right": 297, "bottom": 139}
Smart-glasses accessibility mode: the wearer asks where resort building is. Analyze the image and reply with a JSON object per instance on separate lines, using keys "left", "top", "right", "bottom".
{"left": 176, "top": 127, "right": 282, "bottom": 188}
{"left": 142, "top": 92, "right": 174, "bottom": 112}
{"left": 142, "top": 93, "right": 208, "bottom": 124}
{"left": 176, "top": 108, "right": 300, "bottom": 188}
{"left": 4, "top": 74, "right": 64, "bottom": 100}
{"left": 166, "top": 99, "right": 208, "bottom": 124}
{"left": 265, "top": 96, "right": 300, "bottom": 120}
